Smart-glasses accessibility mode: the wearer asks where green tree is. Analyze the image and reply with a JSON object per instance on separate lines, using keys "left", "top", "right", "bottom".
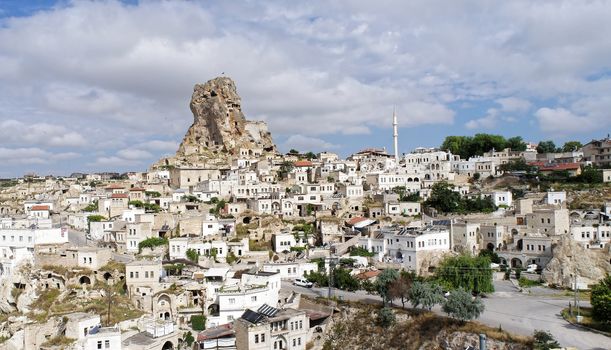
{"left": 288, "top": 149, "right": 299, "bottom": 154}
{"left": 376, "top": 269, "right": 399, "bottom": 306}
{"left": 506, "top": 136, "right": 527, "bottom": 151}
{"left": 87, "top": 215, "right": 105, "bottom": 222}
{"left": 145, "top": 191, "right": 161, "bottom": 198}
{"left": 577, "top": 165, "right": 603, "bottom": 183}
{"left": 83, "top": 200, "right": 98, "bottom": 212}
{"left": 536, "top": 140, "right": 558, "bottom": 154}
{"left": 278, "top": 161, "right": 294, "bottom": 180}
{"left": 376, "top": 307, "right": 396, "bottom": 327}
{"left": 442, "top": 288, "right": 485, "bottom": 321}
{"left": 191, "top": 315, "right": 206, "bottom": 331}
{"left": 590, "top": 275, "right": 611, "bottom": 323}
{"left": 409, "top": 281, "right": 444, "bottom": 310}
{"left": 424, "top": 181, "right": 462, "bottom": 213}
{"left": 349, "top": 247, "right": 375, "bottom": 257}
{"left": 478, "top": 249, "right": 501, "bottom": 264}
{"left": 499, "top": 159, "right": 537, "bottom": 173}
{"left": 182, "top": 331, "right": 195, "bottom": 348}
{"left": 533, "top": 330, "right": 560, "bottom": 350}
{"left": 305, "top": 271, "right": 329, "bottom": 287}
{"left": 333, "top": 268, "right": 360, "bottom": 291}
{"left": 186, "top": 248, "right": 199, "bottom": 262}
{"left": 304, "top": 152, "right": 317, "bottom": 160}
{"left": 138, "top": 237, "right": 168, "bottom": 253}
{"left": 561, "top": 141, "right": 583, "bottom": 152}
{"left": 441, "top": 136, "right": 472, "bottom": 159}
{"left": 388, "top": 270, "right": 415, "bottom": 308}
{"left": 436, "top": 255, "right": 494, "bottom": 294}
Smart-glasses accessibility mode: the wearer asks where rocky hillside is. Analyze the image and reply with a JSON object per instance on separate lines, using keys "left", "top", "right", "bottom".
{"left": 157, "top": 76, "right": 276, "bottom": 168}
{"left": 542, "top": 235, "right": 611, "bottom": 287}
{"left": 321, "top": 303, "right": 531, "bottom": 350}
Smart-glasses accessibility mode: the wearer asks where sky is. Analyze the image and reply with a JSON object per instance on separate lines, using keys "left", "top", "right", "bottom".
{"left": 0, "top": 0, "right": 610, "bottom": 177}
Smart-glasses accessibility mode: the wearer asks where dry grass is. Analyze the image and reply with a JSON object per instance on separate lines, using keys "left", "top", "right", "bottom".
{"left": 322, "top": 303, "right": 532, "bottom": 350}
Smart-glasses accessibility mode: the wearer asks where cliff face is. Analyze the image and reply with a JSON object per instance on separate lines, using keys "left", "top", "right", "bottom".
{"left": 542, "top": 235, "right": 611, "bottom": 287}
{"left": 173, "top": 77, "right": 275, "bottom": 165}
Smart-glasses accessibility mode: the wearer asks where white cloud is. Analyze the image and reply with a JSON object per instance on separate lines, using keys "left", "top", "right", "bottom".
{"left": 465, "top": 109, "right": 498, "bottom": 130}
{"left": 535, "top": 107, "right": 597, "bottom": 134}
{"left": 283, "top": 135, "right": 340, "bottom": 152}
{"left": 0, "top": 120, "right": 87, "bottom": 147}
{"left": 116, "top": 149, "right": 153, "bottom": 160}
{"left": 136, "top": 140, "right": 179, "bottom": 152}
{"left": 0, "top": 147, "right": 80, "bottom": 164}
{"left": 496, "top": 97, "right": 531, "bottom": 112}
{"left": 0, "top": 1, "right": 608, "bottom": 175}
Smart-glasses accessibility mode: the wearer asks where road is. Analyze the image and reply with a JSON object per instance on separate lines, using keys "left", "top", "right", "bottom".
{"left": 281, "top": 280, "right": 611, "bottom": 350}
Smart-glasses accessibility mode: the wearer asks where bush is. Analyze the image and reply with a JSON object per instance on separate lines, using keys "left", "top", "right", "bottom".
{"left": 191, "top": 315, "right": 206, "bottom": 331}
{"left": 138, "top": 237, "right": 168, "bottom": 253}
{"left": 186, "top": 248, "right": 199, "bottom": 262}
{"left": 533, "top": 330, "right": 560, "bottom": 350}
{"left": 349, "top": 247, "right": 375, "bottom": 257}
{"left": 435, "top": 254, "right": 494, "bottom": 294}
{"left": 377, "top": 307, "right": 396, "bottom": 327}
{"left": 409, "top": 281, "right": 444, "bottom": 310}
{"left": 83, "top": 200, "right": 98, "bottom": 212}
{"left": 518, "top": 277, "right": 542, "bottom": 288}
{"left": 87, "top": 215, "right": 105, "bottom": 222}
{"left": 442, "top": 288, "right": 485, "bottom": 321}
{"left": 590, "top": 275, "right": 611, "bottom": 324}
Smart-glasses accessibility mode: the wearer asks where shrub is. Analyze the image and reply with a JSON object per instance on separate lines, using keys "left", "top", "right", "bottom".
{"left": 377, "top": 307, "right": 396, "bottom": 327}
{"left": 191, "top": 315, "right": 206, "bottom": 331}
{"left": 186, "top": 248, "right": 199, "bottom": 262}
{"left": 349, "top": 247, "right": 375, "bottom": 257}
{"left": 533, "top": 330, "right": 560, "bottom": 350}
{"left": 590, "top": 274, "right": 611, "bottom": 323}
{"left": 442, "top": 288, "right": 485, "bottom": 321}
{"left": 87, "top": 215, "right": 105, "bottom": 222}
{"left": 138, "top": 237, "right": 168, "bottom": 253}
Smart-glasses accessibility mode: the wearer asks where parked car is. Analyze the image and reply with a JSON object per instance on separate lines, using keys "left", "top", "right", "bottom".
{"left": 293, "top": 278, "right": 313, "bottom": 288}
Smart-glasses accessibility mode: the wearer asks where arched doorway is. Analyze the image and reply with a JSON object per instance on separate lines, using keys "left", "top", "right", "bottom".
{"left": 511, "top": 258, "right": 523, "bottom": 268}
{"left": 486, "top": 243, "right": 495, "bottom": 251}
{"left": 395, "top": 251, "right": 403, "bottom": 260}
{"left": 162, "top": 341, "right": 174, "bottom": 350}
{"left": 79, "top": 276, "right": 91, "bottom": 285}
{"left": 103, "top": 272, "right": 112, "bottom": 281}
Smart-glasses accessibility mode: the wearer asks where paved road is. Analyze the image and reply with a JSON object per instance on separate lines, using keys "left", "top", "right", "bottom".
{"left": 281, "top": 280, "right": 611, "bottom": 350}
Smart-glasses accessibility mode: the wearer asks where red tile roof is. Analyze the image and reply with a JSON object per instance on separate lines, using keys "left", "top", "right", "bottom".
{"left": 538, "top": 163, "right": 581, "bottom": 171}
{"left": 197, "top": 323, "right": 234, "bottom": 341}
{"left": 105, "top": 184, "right": 125, "bottom": 189}
{"left": 31, "top": 205, "right": 49, "bottom": 211}
{"left": 129, "top": 187, "right": 145, "bottom": 191}
{"left": 346, "top": 216, "right": 367, "bottom": 226}
{"left": 356, "top": 270, "right": 381, "bottom": 280}
{"left": 293, "top": 160, "right": 313, "bottom": 167}
{"left": 111, "top": 193, "right": 128, "bottom": 199}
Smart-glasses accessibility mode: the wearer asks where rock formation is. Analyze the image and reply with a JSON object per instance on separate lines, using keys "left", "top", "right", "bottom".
{"left": 157, "top": 77, "right": 276, "bottom": 168}
{"left": 542, "top": 235, "right": 611, "bottom": 287}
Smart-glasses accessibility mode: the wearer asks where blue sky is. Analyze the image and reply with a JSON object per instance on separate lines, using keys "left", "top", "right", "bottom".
{"left": 0, "top": 0, "right": 610, "bottom": 177}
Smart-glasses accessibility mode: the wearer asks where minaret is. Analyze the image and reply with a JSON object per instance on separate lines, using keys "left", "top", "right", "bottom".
{"left": 393, "top": 106, "right": 399, "bottom": 163}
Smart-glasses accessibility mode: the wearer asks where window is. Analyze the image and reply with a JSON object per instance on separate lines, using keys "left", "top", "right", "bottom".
{"left": 229, "top": 298, "right": 235, "bottom": 304}
{"left": 251, "top": 296, "right": 257, "bottom": 302}
{"left": 255, "top": 334, "right": 259, "bottom": 343}
{"left": 261, "top": 334, "right": 265, "bottom": 342}
{"left": 105, "top": 340, "right": 110, "bottom": 348}
{"left": 97, "top": 341, "right": 102, "bottom": 349}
